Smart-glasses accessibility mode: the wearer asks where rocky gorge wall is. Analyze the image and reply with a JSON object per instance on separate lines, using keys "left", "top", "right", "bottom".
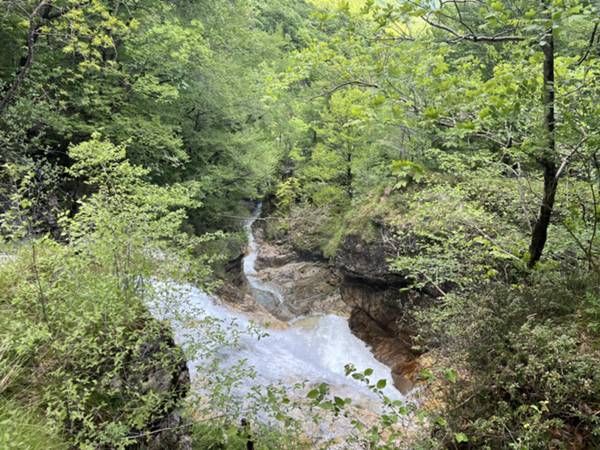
{"left": 335, "top": 234, "right": 434, "bottom": 393}
{"left": 232, "top": 219, "right": 435, "bottom": 394}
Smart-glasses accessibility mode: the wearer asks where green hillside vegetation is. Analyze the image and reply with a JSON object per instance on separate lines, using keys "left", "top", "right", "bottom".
{"left": 1, "top": 0, "right": 599, "bottom": 448}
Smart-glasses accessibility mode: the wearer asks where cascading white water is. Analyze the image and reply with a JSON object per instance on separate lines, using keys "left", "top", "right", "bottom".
{"left": 242, "top": 202, "right": 285, "bottom": 309}
{"left": 156, "top": 283, "right": 401, "bottom": 403}
{"left": 152, "top": 202, "right": 405, "bottom": 440}
{"left": 238, "top": 202, "right": 401, "bottom": 400}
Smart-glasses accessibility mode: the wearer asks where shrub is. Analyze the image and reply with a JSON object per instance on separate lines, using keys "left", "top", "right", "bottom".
{"left": 0, "top": 136, "right": 204, "bottom": 448}
{"left": 422, "top": 275, "right": 600, "bottom": 449}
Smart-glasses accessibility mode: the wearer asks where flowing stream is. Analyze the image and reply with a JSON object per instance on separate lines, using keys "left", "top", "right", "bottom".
{"left": 154, "top": 203, "right": 404, "bottom": 438}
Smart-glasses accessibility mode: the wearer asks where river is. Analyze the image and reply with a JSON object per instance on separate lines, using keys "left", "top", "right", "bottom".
{"left": 152, "top": 203, "right": 407, "bottom": 443}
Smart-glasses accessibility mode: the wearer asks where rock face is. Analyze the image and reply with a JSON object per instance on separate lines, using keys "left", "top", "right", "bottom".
{"left": 254, "top": 228, "right": 351, "bottom": 318}
{"left": 257, "top": 258, "right": 350, "bottom": 318}
{"left": 335, "top": 233, "right": 409, "bottom": 286}
{"left": 248, "top": 225, "right": 431, "bottom": 394}
{"left": 144, "top": 409, "right": 192, "bottom": 450}
{"left": 341, "top": 278, "right": 424, "bottom": 394}
{"left": 336, "top": 234, "right": 433, "bottom": 394}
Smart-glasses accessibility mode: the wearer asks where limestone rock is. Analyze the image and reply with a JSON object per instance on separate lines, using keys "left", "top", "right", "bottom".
{"left": 254, "top": 233, "right": 351, "bottom": 317}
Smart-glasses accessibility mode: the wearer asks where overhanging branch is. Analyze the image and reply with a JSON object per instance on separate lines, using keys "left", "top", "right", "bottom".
{"left": 422, "top": 15, "right": 526, "bottom": 43}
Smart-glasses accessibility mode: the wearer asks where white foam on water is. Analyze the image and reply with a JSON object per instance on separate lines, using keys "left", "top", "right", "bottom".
{"left": 149, "top": 201, "right": 407, "bottom": 441}
{"left": 243, "top": 202, "right": 285, "bottom": 305}
{"left": 153, "top": 282, "right": 402, "bottom": 404}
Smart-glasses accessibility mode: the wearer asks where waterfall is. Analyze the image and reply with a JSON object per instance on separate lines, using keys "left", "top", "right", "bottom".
{"left": 151, "top": 202, "right": 405, "bottom": 439}
{"left": 242, "top": 202, "right": 286, "bottom": 309}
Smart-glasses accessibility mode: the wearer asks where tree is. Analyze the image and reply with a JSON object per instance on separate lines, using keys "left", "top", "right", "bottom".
{"left": 381, "top": 0, "right": 599, "bottom": 267}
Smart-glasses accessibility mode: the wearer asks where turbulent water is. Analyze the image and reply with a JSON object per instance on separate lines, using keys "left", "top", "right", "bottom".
{"left": 152, "top": 202, "right": 405, "bottom": 440}
{"left": 158, "top": 283, "right": 401, "bottom": 403}
{"left": 236, "top": 202, "right": 401, "bottom": 401}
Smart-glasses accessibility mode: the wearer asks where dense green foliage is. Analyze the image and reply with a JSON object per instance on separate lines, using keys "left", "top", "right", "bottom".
{"left": 263, "top": 0, "right": 600, "bottom": 447}
{"left": 0, "top": 0, "right": 308, "bottom": 231}
{"left": 2, "top": 0, "right": 600, "bottom": 448}
{"left": 1, "top": 139, "right": 204, "bottom": 448}
{"left": 424, "top": 275, "right": 600, "bottom": 448}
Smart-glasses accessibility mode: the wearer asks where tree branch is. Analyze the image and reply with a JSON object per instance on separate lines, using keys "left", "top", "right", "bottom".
{"left": 554, "top": 135, "right": 589, "bottom": 181}
{"left": 422, "top": 14, "right": 526, "bottom": 43}
{"left": 310, "top": 80, "right": 379, "bottom": 100}
{"left": 576, "top": 22, "right": 599, "bottom": 66}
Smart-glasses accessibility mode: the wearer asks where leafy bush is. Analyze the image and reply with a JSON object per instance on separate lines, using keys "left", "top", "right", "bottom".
{"left": 0, "top": 137, "right": 205, "bottom": 448}
{"left": 421, "top": 274, "right": 600, "bottom": 449}
{"left": 0, "top": 398, "right": 67, "bottom": 450}
{"left": 385, "top": 180, "right": 528, "bottom": 292}
{"left": 278, "top": 203, "right": 342, "bottom": 257}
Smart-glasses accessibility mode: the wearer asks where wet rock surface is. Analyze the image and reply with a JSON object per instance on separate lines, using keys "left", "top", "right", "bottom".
{"left": 348, "top": 306, "right": 419, "bottom": 394}
{"left": 245, "top": 225, "right": 429, "bottom": 394}
{"left": 252, "top": 227, "right": 351, "bottom": 318}
{"left": 335, "top": 234, "right": 436, "bottom": 393}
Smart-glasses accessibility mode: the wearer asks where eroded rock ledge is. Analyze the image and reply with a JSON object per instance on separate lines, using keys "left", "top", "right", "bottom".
{"left": 252, "top": 226, "right": 351, "bottom": 318}
{"left": 335, "top": 233, "right": 434, "bottom": 393}
{"left": 339, "top": 276, "right": 425, "bottom": 394}
{"left": 248, "top": 220, "right": 433, "bottom": 394}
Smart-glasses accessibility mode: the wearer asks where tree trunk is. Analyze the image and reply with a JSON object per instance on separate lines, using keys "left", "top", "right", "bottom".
{"left": 528, "top": 160, "right": 557, "bottom": 267}
{"left": 528, "top": 8, "right": 557, "bottom": 268}
{"left": 346, "top": 147, "right": 353, "bottom": 199}
{"left": 0, "top": 1, "right": 50, "bottom": 116}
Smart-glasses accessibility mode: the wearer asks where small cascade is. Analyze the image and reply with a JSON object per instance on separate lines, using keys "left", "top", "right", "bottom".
{"left": 242, "top": 202, "right": 286, "bottom": 312}
{"left": 152, "top": 202, "right": 406, "bottom": 441}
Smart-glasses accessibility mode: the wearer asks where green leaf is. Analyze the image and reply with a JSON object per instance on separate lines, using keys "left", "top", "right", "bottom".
{"left": 435, "top": 416, "right": 448, "bottom": 427}
{"left": 419, "top": 368, "right": 435, "bottom": 382}
{"left": 320, "top": 401, "right": 334, "bottom": 410}
{"left": 455, "top": 432, "right": 469, "bottom": 443}
{"left": 444, "top": 368, "right": 458, "bottom": 384}
{"left": 372, "top": 94, "right": 385, "bottom": 106}
{"left": 307, "top": 389, "right": 319, "bottom": 399}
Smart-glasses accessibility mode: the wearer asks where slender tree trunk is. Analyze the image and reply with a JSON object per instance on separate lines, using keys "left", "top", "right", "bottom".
{"left": 346, "top": 147, "right": 353, "bottom": 199}
{"left": 528, "top": 7, "right": 557, "bottom": 268}
{"left": 0, "top": 1, "right": 49, "bottom": 115}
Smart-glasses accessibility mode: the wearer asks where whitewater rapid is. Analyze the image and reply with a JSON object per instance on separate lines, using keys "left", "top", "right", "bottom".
{"left": 151, "top": 202, "right": 404, "bottom": 432}
{"left": 155, "top": 282, "right": 401, "bottom": 402}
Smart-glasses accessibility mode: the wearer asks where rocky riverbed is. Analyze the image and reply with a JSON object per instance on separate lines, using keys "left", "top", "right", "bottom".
{"left": 218, "top": 209, "right": 428, "bottom": 395}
